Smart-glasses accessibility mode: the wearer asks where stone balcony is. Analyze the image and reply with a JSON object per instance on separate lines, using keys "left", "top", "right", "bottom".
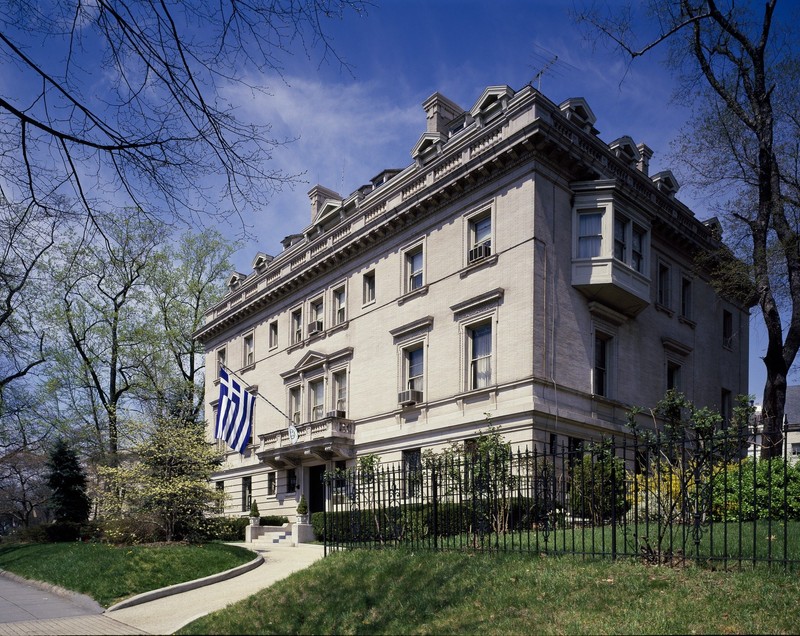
{"left": 256, "top": 415, "right": 355, "bottom": 469}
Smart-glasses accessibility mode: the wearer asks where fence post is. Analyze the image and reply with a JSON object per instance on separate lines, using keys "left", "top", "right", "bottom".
{"left": 611, "top": 436, "right": 617, "bottom": 561}
{"left": 432, "top": 463, "right": 439, "bottom": 551}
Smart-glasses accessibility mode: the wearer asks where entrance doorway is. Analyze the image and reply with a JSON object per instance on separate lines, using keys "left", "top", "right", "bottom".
{"left": 308, "top": 465, "right": 326, "bottom": 515}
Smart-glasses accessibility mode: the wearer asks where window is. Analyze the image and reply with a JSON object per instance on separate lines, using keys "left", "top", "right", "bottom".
{"left": 291, "top": 308, "right": 303, "bottom": 344}
{"left": 333, "top": 370, "right": 347, "bottom": 416}
{"left": 405, "top": 346, "right": 424, "bottom": 391}
{"left": 363, "top": 271, "right": 376, "bottom": 305}
{"left": 681, "top": 277, "right": 692, "bottom": 320}
{"left": 309, "top": 378, "right": 324, "bottom": 421}
{"left": 631, "top": 226, "right": 645, "bottom": 273}
{"left": 405, "top": 246, "right": 424, "bottom": 291}
{"left": 577, "top": 211, "right": 602, "bottom": 258}
{"left": 403, "top": 448, "right": 422, "bottom": 498}
{"left": 792, "top": 443, "right": 800, "bottom": 458}
{"left": 613, "top": 215, "right": 628, "bottom": 262}
{"left": 243, "top": 333, "right": 254, "bottom": 367}
{"left": 289, "top": 386, "right": 301, "bottom": 424}
{"left": 216, "top": 347, "right": 226, "bottom": 377}
{"left": 333, "top": 286, "right": 346, "bottom": 325}
{"left": 269, "top": 321, "right": 278, "bottom": 349}
{"left": 721, "top": 389, "right": 732, "bottom": 427}
{"left": 469, "top": 322, "right": 493, "bottom": 389}
{"left": 267, "top": 472, "right": 276, "bottom": 496}
{"left": 241, "top": 476, "right": 252, "bottom": 512}
{"left": 657, "top": 262, "right": 672, "bottom": 308}
{"left": 594, "top": 332, "right": 612, "bottom": 397}
{"left": 667, "top": 361, "right": 681, "bottom": 391}
{"left": 286, "top": 468, "right": 297, "bottom": 493}
{"left": 309, "top": 298, "right": 324, "bottom": 334}
{"left": 216, "top": 481, "right": 224, "bottom": 513}
{"left": 723, "top": 310, "right": 733, "bottom": 348}
{"left": 468, "top": 213, "right": 492, "bottom": 262}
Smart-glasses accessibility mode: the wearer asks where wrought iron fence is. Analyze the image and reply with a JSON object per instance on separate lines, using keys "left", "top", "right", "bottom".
{"left": 321, "top": 425, "right": 800, "bottom": 569}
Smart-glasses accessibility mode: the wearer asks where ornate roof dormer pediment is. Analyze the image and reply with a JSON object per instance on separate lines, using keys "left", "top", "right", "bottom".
{"left": 470, "top": 85, "right": 514, "bottom": 121}
{"left": 251, "top": 252, "right": 274, "bottom": 273}
{"left": 411, "top": 132, "right": 447, "bottom": 165}
{"left": 559, "top": 97, "right": 599, "bottom": 135}
{"left": 315, "top": 199, "right": 344, "bottom": 227}
{"left": 226, "top": 272, "right": 247, "bottom": 290}
{"left": 651, "top": 170, "right": 680, "bottom": 197}
{"left": 608, "top": 136, "right": 641, "bottom": 166}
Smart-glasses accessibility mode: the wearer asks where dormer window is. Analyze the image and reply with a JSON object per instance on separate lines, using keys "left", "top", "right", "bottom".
{"left": 227, "top": 272, "right": 245, "bottom": 290}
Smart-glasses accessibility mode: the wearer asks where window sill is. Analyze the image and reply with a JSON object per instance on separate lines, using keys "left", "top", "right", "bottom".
{"left": 287, "top": 341, "right": 305, "bottom": 354}
{"left": 459, "top": 253, "right": 498, "bottom": 279}
{"left": 328, "top": 320, "right": 349, "bottom": 335}
{"left": 678, "top": 315, "right": 696, "bottom": 329}
{"left": 654, "top": 302, "right": 674, "bottom": 318}
{"left": 398, "top": 285, "right": 429, "bottom": 306}
{"left": 307, "top": 331, "right": 326, "bottom": 344}
{"left": 241, "top": 363, "right": 256, "bottom": 373}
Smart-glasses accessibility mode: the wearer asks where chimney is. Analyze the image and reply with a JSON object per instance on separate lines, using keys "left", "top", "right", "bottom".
{"left": 422, "top": 92, "right": 464, "bottom": 134}
{"left": 637, "top": 143, "right": 654, "bottom": 176}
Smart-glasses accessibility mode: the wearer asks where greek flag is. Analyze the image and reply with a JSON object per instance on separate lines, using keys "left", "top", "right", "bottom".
{"left": 215, "top": 367, "right": 255, "bottom": 454}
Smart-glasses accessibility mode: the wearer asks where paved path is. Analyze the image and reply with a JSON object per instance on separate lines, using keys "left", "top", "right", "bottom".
{"left": 0, "top": 543, "right": 325, "bottom": 635}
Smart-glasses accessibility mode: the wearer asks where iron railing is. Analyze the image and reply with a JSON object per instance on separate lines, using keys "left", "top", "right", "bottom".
{"left": 321, "top": 425, "right": 800, "bottom": 569}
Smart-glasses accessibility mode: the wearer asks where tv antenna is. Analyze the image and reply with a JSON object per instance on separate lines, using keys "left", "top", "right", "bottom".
{"left": 528, "top": 45, "right": 578, "bottom": 92}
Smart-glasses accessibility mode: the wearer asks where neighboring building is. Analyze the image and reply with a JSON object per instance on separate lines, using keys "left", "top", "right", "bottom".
{"left": 195, "top": 84, "right": 749, "bottom": 520}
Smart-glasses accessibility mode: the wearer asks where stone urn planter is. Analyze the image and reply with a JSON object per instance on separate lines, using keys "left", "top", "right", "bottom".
{"left": 249, "top": 500, "right": 260, "bottom": 526}
{"left": 296, "top": 494, "right": 309, "bottom": 524}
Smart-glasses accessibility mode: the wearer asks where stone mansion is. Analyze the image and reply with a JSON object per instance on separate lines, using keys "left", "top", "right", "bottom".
{"left": 195, "top": 83, "right": 749, "bottom": 520}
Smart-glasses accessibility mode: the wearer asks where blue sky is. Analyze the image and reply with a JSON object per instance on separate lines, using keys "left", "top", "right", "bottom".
{"left": 226, "top": 0, "right": 781, "bottom": 401}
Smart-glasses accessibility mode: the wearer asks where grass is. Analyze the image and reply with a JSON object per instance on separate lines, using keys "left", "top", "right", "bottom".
{"left": 178, "top": 549, "right": 800, "bottom": 635}
{"left": 0, "top": 541, "right": 254, "bottom": 607}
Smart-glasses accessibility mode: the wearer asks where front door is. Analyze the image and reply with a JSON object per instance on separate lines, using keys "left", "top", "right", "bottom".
{"left": 309, "top": 465, "right": 326, "bottom": 515}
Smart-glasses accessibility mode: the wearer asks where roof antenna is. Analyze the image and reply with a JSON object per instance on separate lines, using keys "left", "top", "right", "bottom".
{"left": 532, "top": 55, "right": 559, "bottom": 91}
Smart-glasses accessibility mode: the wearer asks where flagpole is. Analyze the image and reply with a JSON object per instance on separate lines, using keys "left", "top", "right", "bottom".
{"left": 219, "top": 363, "right": 296, "bottom": 428}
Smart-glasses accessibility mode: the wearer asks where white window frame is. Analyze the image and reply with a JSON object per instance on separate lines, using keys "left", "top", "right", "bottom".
{"left": 243, "top": 332, "right": 254, "bottom": 367}
{"left": 402, "top": 342, "right": 425, "bottom": 393}
{"left": 291, "top": 307, "right": 303, "bottom": 344}
{"left": 363, "top": 270, "right": 376, "bottom": 306}
{"left": 466, "top": 207, "right": 493, "bottom": 264}
{"left": 309, "top": 297, "right": 324, "bottom": 334}
{"left": 657, "top": 260, "right": 672, "bottom": 309}
{"left": 467, "top": 320, "right": 493, "bottom": 390}
{"left": 269, "top": 320, "right": 278, "bottom": 349}
{"left": 333, "top": 369, "right": 348, "bottom": 416}
{"left": 309, "top": 377, "right": 325, "bottom": 421}
{"left": 289, "top": 385, "right": 302, "bottom": 425}
{"left": 576, "top": 209, "right": 603, "bottom": 259}
{"left": 216, "top": 347, "right": 226, "bottom": 378}
{"left": 332, "top": 284, "right": 347, "bottom": 325}
{"left": 404, "top": 243, "right": 425, "bottom": 293}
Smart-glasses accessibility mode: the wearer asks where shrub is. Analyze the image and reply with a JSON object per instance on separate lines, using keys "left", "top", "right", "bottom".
{"left": 260, "top": 515, "right": 289, "bottom": 527}
{"left": 100, "top": 516, "right": 164, "bottom": 544}
{"left": 199, "top": 516, "right": 250, "bottom": 541}
{"left": 710, "top": 458, "right": 800, "bottom": 521}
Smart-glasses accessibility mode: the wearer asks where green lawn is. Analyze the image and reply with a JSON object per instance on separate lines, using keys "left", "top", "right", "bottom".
{"left": 0, "top": 542, "right": 254, "bottom": 607}
{"left": 179, "top": 549, "right": 800, "bottom": 635}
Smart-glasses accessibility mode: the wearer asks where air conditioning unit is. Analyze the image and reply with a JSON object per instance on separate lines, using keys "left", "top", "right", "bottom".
{"left": 327, "top": 410, "right": 347, "bottom": 419}
{"left": 308, "top": 320, "right": 324, "bottom": 334}
{"left": 398, "top": 390, "right": 424, "bottom": 406}
{"left": 468, "top": 243, "right": 492, "bottom": 263}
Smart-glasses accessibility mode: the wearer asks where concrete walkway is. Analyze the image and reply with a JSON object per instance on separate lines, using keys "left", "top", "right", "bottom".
{"left": 0, "top": 543, "right": 325, "bottom": 635}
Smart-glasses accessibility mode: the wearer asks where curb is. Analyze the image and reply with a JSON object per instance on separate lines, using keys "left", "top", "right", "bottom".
{"left": 105, "top": 552, "right": 264, "bottom": 612}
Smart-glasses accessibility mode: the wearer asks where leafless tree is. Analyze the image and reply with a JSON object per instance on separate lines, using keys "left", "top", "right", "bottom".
{"left": 575, "top": 0, "right": 799, "bottom": 457}
{"left": 0, "top": 1, "right": 367, "bottom": 224}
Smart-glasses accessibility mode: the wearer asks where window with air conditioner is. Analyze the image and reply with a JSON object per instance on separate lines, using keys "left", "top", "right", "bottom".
{"left": 309, "top": 298, "right": 324, "bottom": 334}
{"left": 399, "top": 345, "right": 424, "bottom": 404}
{"left": 468, "top": 212, "right": 492, "bottom": 263}
{"left": 332, "top": 370, "right": 347, "bottom": 417}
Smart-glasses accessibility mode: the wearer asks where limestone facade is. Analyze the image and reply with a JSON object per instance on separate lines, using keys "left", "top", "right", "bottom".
{"left": 195, "top": 84, "right": 749, "bottom": 519}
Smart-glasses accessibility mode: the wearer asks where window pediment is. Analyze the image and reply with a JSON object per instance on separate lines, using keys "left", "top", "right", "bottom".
{"left": 251, "top": 252, "right": 273, "bottom": 273}
{"left": 469, "top": 85, "right": 514, "bottom": 118}
{"left": 450, "top": 288, "right": 504, "bottom": 320}
{"left": 390, "top": 316, "right": 434, "bottom": 342}
{"left": 227, "top": 272, "right": 247, "bottom": 290}
{"left": 411, "top": 132, "right": 446, "bottom": 162}
{"left": 651, "top": 170, "right": 680, "bottom": 197}
{"left": 281, "top": 347, "right": 354, "bottom": 379}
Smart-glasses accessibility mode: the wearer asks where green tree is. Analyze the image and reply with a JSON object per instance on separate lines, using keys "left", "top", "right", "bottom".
{"left": 100, "top": 417, "right": 223, "bottom": 542}
{"left": 575, "top": 0, "right": 799, "bottom": 457}
{"left": 46, "top": 438, "right": 90, "bottom": 524}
